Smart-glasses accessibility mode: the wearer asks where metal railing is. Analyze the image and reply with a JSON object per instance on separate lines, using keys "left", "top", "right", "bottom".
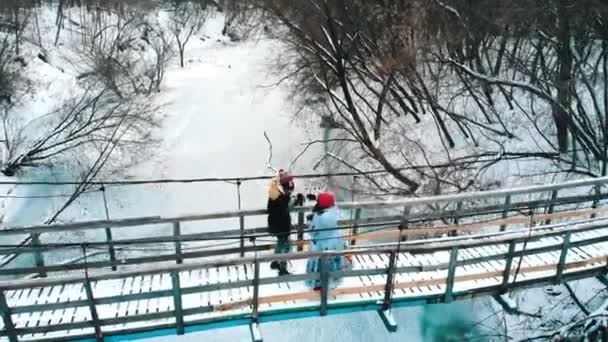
{"left": 0, "top": 176, "right": 606, "bottom": 279}
{"left": 0, "top": 215, "right": 607, "bottom": 341}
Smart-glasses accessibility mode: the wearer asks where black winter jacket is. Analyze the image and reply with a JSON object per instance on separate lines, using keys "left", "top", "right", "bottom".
{"left": 267, "top": 193, "right": 292, "bottom": 236}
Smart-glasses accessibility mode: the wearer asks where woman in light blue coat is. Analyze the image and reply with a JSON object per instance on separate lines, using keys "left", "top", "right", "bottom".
{"left": 306, "top": 192, "right": 346, "bottom": 290}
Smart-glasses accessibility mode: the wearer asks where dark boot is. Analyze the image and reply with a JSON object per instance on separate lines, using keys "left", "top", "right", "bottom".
{"left": 278, "top": 265, "right": 290, "bottom": 276}
{"left": 270, "top": 261, "right": 279, "bottom": 270}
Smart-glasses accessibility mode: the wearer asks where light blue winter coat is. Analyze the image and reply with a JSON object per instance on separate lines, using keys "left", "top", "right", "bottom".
{"left": 309, "top": 206, "right": 345, "bottom": 252}
{"left": 306, "top": 206, "right": 346, "bottom": 288}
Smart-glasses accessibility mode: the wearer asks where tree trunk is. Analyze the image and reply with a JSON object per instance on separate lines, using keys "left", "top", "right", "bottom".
{"left": 554, "top": 0, "right": 572, "bottom": 153}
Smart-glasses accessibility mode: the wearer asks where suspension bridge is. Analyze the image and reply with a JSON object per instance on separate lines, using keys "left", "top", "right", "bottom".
{"left": 0, "top": 176, "right": 608, "bottom": 341}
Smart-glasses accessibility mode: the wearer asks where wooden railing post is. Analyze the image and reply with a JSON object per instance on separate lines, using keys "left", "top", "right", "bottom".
{"left": 399, "top": 206, "right": 411, "bottom": 242}
{"left": 250, "top": 259, "right": 262, "bottom": 342}
{"left": 449, "top": 202, "right": 463, "bottom": 237}
{"left": 252, "top": 260, "right": 260, "bottom": 320}
{"left": 171, "top": 271, "right": 184, "bottom": 335}
{"left": 30, "top": 233, "right": 46, "bottom": 278}
{"left": 445, "top": 247, "right": 459, "bottom": 303}
{"left": 556, "top": 232, "right": 571, "bottom": 284}
{"left": 104, "top": 227, "right": 117, "bottom": 271}
{"left": 297, "top": 210, "right": 305, "bottom": 252}
{"left": 173, "top": 222, "right": 183, "bottom": 264}
{"left": 591, "top": 184, "right": 601, "bottom": 219}
{"left": 499, "top": 195, "right": 511, "bottom": 232}
{"left": 320, "top": 254, "right": 329, "bottom": 316}
{"left": 0, "top": 290, "right": 17, "bottom": 342}
{"left": 83, "top": 278, "right": 103, "bottom": 342}
{"left": 101, "top": 185, "right": 117, "bottom": 271}
{"left": 236, "top": 180, "right": 245, "bottom": 257}
{"left": 382, "top": 251, "right": 398, "bottom": 310}
{"left": 544, "top": 190, "right": 559, "bottom": 225}
{"left": 501, "top": 241, "right": 516, "bottom": 289}
{"left": 350, "top": 208, "right": 362, "bottom": 246}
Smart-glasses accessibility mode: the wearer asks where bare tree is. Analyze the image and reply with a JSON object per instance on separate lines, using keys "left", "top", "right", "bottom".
{"left": 167, "top": 0, "right": 208, "bottom": 68}
{"left": 1, "top": 82, "right": 162, "bottom": 176}
{"left": 73, "top": 6, "right": 171, "bottom": 98}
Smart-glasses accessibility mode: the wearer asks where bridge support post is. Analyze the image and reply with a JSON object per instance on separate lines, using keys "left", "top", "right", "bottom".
{"left": 449, "top": 202, "right": 463, "bottom": 237}
{"left": 350, "top": 208, "right": 362, "bottom": 246}
{"left": 171, "top": 272, "right": 184, "bottom": 335}
{"left": 499, "top": 195, "right": 511, "bottom": 232}
{"left": 101, "top": 185, "right": 117, "bottom": 271}
{"left": 544, "top": 190, "right": 559, "bottom": 225}
{"left": 236, "top": 180, "right": 245, "bottom": 257}
{"left": 501, "top": 241, "right": 516, "bottom": 289}
{"left": 399, "top": 206, "right": 411, "bottom": 242}
{"left": 378, "top": 309, "right": 398, "bottom": 333}
{"left": 250, "top": 260, "right": 262, "bottom": 342}
{"left": 297, "top": 210, "right": 305, "bottom": 251}
{"left": 83, "top": 278, "right": 103, "bottom": 342}
{"left": 30, "top": 233, "right": 46, "bottom": 278}
{"left": 320, "top": 254, "right": 329, "bottom": 316}
{"left": 591, "top": 184, "right": 601, "bottom": 219}
{"left": 252, "top": 260, "right": 260, "bottom": 319}
{"left": 0, "top": 291, "right": 17, "bottom": 342}
{"left": 378, "top": 250, "right": 398, "bottom": 332}
{"left": 173, "top": 222, "right": 183, "bottom": 264}
{"left": 555, "top": 232, "right": 571, "bottom": 284}
{"left": 444, "top": 247, "right": 459, "bottom": 303}
{"left": 250, "top": 322, "right": 263, "bottom": 342}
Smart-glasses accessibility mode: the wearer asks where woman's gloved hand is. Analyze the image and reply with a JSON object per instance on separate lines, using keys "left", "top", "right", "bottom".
{"left": 294, "top": 193, "right": 305, "bottom": 206}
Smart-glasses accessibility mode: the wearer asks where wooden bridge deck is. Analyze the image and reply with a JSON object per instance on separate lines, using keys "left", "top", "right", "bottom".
{"left": 1, "top": 221, "right": 608, "bottom": 342}
{"left": 1, "top": 176, "right": 608, "bottom": 341}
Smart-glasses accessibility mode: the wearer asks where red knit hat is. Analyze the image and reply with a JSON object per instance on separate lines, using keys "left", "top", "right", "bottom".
{"left": 317, "top": 192, "right": 335, "bottom": 209}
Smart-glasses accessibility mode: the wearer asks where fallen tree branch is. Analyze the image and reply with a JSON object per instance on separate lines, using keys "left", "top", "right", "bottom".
{"left": 564, "top": 282, "right": 591, "bottom": 316}
{"left": 263, "top": 131, "right": 277, "bottom": 173}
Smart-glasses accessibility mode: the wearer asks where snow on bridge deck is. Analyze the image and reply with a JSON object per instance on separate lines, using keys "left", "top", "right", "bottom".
{"left": 1, "top": 225, "right": 608, "bottom": 342}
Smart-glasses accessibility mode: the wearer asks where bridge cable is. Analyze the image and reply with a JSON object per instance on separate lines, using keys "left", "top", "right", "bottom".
{"left": 0, "top": 155, "right": 543, "bottom": 187}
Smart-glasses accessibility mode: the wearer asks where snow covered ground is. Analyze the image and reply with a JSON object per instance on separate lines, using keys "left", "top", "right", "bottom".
{"left": 1, "top": 8, "right": 596, "bottom": 342}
